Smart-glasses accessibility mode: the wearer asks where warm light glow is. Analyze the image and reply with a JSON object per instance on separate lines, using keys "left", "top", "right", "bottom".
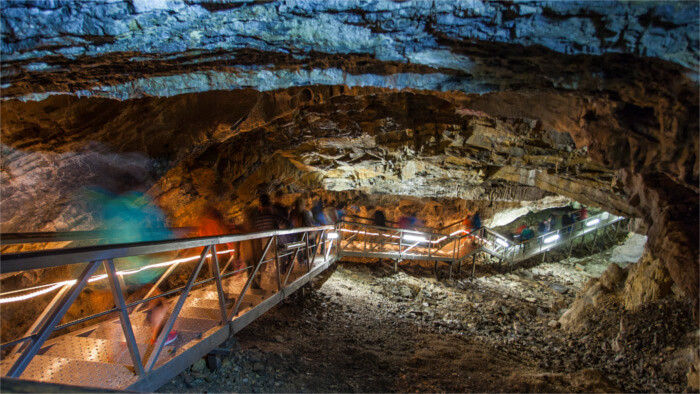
{"left": 544, "top": 234, "right": 560, "bottom": 244}
{"left": 0, "top": 248, "right": 235, "bottom": 304}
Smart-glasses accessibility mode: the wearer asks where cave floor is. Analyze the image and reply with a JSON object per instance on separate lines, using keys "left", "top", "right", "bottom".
{"left": 159, "top": 253, "right": 696, "bottom": 393}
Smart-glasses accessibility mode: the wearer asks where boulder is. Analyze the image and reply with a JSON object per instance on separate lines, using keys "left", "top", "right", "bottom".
{"left": 598, "top": 263, "right": 627, "bottom": 291}
{"left": 622, "top": 251, "right": 674, "bottom": 310}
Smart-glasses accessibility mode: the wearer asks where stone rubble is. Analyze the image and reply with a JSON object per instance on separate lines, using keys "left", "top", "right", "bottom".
{"left": 160, "top": 245, "right": 697, "bottom": 393}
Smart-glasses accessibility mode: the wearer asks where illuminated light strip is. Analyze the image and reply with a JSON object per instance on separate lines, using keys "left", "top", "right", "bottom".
{"left": 342, "top": 228, "right": 457, "bottom": 245}
{"left": 0, "top": 281, "right": 76, "bottom": 304}
{"left": 0, "top": 248, "right": 235, "bottom": 304}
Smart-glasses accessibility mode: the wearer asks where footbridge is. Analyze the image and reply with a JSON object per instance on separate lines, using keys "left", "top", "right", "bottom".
{"left": 0, "top": 211, "right": 624, "bottom": 391}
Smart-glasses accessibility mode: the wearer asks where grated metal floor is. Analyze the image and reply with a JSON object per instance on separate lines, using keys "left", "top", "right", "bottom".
{"left": 1, "top": 256, "right": 331, "bottom": 390}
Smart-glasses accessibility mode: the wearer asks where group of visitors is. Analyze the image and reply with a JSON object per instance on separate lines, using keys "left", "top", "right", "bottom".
{"left": 511, "top": 205, "right": 590, "bottom": 244}
{"left": 462, "top": 211, "right": 482, "bottom": 232}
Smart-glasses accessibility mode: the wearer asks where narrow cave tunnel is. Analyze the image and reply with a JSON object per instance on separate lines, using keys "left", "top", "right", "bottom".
{"left": 0, "top": 1, "right": 698, "bottom": 393}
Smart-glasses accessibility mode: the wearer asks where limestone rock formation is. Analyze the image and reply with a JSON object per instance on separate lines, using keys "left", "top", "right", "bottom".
{"left": 623, "top": 250, "right": 676, "bottom": 310}
{"left": 0, "top": 1, "right": 698, "bottom": 315}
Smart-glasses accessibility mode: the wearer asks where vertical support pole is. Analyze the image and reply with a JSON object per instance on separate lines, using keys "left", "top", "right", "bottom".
{"left": 209, "top": 245, "right": 228, "bottom": 324}
{"left": 146, "top": 246, "right": 211, "bottom": 372}
{"left": 336, "top": 224, "right": 342, "bottom": 261}
{"left": 428, "top": 234, "right": 433, "bottom": 259}
{"left": 308, "top": 230, "right": 322, "bottom": 271}
{"left": 589, "top": 228, "right": 599, "bottom": 253}
{"left": 568, "top": 238, "right": 574, "bottom": 259}
{"left": 363, "top": 228, "right": 367, "bottom": 253}
{"left": 104, "top": 259, "right": 145, "bottom": 376}
{"left": 7, "top": 260, "right": 101, "bottom": 378}
{"left": 305, "top": 231, "right": 311, "bottom": 271}
{"left": 471, "top": 254, "right": 476, "bottom": 278}
{"left": 274, "top": 235, "right": 282, "bottom": 291}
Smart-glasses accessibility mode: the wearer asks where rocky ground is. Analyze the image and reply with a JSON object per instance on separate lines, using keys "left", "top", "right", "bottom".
{"left": 160, "top": 237, "right": 697, "bottom": 393}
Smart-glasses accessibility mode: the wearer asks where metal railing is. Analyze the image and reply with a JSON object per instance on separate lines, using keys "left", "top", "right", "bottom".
{"left": 477, "top": 212, "right": 625, "bottom": 263}
{"left": 335, "top": 220, "right": 485, "bottom": 265}
{"left": 0, "top": 210, "right": 626, "bottom": 390}
{"left": 0, "top": 227, "right": 198, "bottom": 246}
{"left": 334, "top": 212, "right": 625, "bottom": 266}
{"left": 0, "top": 224, "right": 337, "bottom": 383}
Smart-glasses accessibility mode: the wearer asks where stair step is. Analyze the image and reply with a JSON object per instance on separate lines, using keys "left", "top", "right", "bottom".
{"left": 41, "top": 335, "right": 148, "bottom": 367}
{"left": 87, "top": 321, "right": 153, "bottom": 344}
{"left": 0, "top": 354, "right": 134, "bottom": 389}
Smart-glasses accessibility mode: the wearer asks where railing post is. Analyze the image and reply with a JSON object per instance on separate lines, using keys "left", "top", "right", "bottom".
{"left": 209, "top": 245, "right": 228, "bottom": 324}
{"left": 363, "top": 227, "right": 367, "bottom": 253}
{"left": 7, "top": 260, "right": 101, "bottom": 378}
{"left": 305, "top": 231, "right": 311, "bottom": 272}
{"left": 146, "top": 246, "right": 211, "bottom": 372}
{"left": 274, "top": 235, "right": 282, "bottom": 291}
{"left": 103, "top": 259, "right": 145, "bottom": 376}
{"left": 336, "top": 223, "right": 342, "bottom": 261}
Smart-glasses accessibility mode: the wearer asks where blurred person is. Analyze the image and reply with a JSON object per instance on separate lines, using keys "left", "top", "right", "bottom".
{"left": 311, "top": 198, "right": 327, "bottom": 225}
{"left": 272, "top": 191, "right": 290, "bottom": 227}
{"left": 471, "top": 211, "right": 481, "bottom": 231}
{"left": 373, "top": 208, "right": 387, "bottom": 227}
{"left": 243, "top": 193, "right": 281, "bottom": 289}
{"left": 521, "top": 226, "right": 535, "bottom": 241}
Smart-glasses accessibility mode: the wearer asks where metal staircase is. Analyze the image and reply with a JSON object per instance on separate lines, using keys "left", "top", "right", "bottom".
{"left": 0, "top": 225, "right": 338, "bottom": 391}
{"left": 0, "top": 211, "right": 625, "bottom": 391}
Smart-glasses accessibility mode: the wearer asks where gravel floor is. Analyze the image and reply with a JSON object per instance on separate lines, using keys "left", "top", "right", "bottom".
{"left": 160, "top": 247, "right": 697, "bottom": 393}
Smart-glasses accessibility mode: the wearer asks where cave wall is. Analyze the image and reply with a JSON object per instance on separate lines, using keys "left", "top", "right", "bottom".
{"left": 0, "top": 1, "right": 698, "bottom": 310}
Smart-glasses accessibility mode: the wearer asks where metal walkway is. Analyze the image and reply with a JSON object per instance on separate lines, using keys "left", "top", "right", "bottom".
{"left": 1, "top": 225, "right": 338, "bottom": 391}
{"left": 337, "top": 211, "right": 625, "bottom": 270}
{"left": 0, "top": 212, "right": 624, "bottom": 391}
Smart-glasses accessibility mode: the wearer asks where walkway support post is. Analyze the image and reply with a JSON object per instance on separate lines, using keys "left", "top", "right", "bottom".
{"left": 209, "top": 245, "right": 228, "bottom": 324}
{"left": 146, "top": 245, "right": 211, "bottom": 372}
{"left": 104, "top": 259, "right": 145, "bottom": 376}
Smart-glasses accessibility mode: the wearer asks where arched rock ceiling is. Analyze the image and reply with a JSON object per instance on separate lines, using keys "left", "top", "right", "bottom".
{"left": 0, "top": 1, "right": 698, "bottom": 306}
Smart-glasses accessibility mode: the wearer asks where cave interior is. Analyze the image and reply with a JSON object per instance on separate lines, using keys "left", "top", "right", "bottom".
{"left": 0, "top": 1, "right": 699, "bottom": 392}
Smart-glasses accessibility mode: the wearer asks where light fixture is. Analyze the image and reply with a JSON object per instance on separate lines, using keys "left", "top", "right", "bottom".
{"left": 496, "top": 238, "right": 509, "bottom": 247}
{"left": 326, "top": 232, "right": 339, "bottom": 239}
{"left": 403, "top": 234, "right": 427, "bottom": 243}
{"left": 586, "top": 219, "right": 600, "bottom": 227}
{"left": 544, "top": 234, "right": 560, "bottom": 244}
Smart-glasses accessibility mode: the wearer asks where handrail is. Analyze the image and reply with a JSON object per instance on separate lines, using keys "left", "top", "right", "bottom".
{"left": 344, "top": 214, "right": 471, "bottom": 234}
{"left": 0, "top": 227, "right": 198, "bottom": 245}
{"left": 0, "top": 225, "right": 334, "bottom": 273}
{"left": 337, "top": 220, "right": 453, "bottom": 239}
{"left": 1, "top": 223, "right": 340, "bottom": 381}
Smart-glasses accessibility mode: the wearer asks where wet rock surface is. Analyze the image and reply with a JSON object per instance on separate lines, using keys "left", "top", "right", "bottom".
{"left": 160, "top": 252, "right": 696, "bottom": 393}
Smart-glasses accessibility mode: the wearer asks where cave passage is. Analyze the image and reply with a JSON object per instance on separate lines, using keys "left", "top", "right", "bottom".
{"left": 1, "top": 0, "right": 698, "bottom": 393}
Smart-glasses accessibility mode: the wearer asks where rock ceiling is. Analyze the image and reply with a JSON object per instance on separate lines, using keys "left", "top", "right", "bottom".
{"left": 0, "top": 1, "right": 698, "bottom": 306}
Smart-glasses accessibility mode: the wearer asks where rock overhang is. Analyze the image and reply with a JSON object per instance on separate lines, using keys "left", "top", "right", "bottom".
{"left": 0, "top": 0, "right": 698, "bottom": 308}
